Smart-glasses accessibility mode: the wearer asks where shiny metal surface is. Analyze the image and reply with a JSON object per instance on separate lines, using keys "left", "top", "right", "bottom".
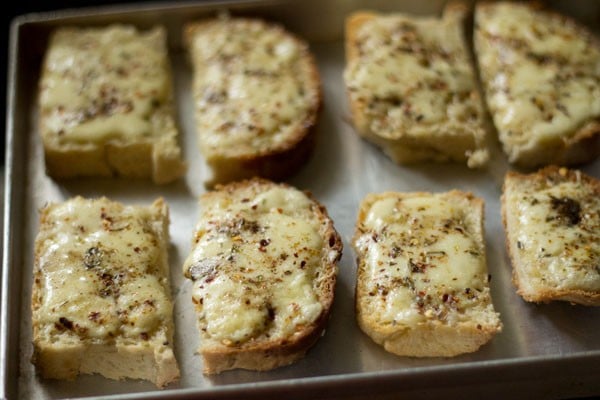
{"left": 2, "top": 1, "right": 599, "bottom": 399}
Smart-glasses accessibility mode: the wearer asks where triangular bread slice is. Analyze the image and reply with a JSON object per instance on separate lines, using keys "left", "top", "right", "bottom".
{"left": 475, "top": 2, "right": 600, "bottom": 167}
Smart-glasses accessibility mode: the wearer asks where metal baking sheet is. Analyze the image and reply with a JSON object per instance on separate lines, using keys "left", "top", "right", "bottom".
{"left": 2, "top": 1, "right": 600, "bottom": 399}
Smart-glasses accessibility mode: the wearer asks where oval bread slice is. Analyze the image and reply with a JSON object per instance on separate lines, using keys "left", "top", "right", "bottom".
{"left": 185, "top": 17, "right": 321, "bottom": 187}
{"left": 344, "top": 3, "right": 490, "bottom": 168}
{"left": 38, "top": 25, "right": 187, "bottom": 184}
{"left": 31, "top": 197, "right": 179, "bottom": 387}
{"left": 475, "top": 2, "right": 600, "bottom": 167}
{"left": 183, "top": 178, "right": 342, "bottom": 374}
{"left": 353, "top": 191, "right": 502, "bottom": 357}
{"left": 501, "top": 166, "right": 600, "bottom": 305}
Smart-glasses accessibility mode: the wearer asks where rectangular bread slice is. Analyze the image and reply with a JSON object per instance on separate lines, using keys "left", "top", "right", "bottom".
{"left": 502, "top": 166, "right": 600, "bottom": 305}
{"left": 183, "top": 178, "right": 342, "bottom": 374}
{"left": 344, "top": 3, "right": 489, "bottom": 168}
{"left": 353, "top": 191, "right": 501, "bottom": 357}
{"left": 184, "top": 17, "right": 321, "bottom": 187}
{"left": 38, "top": 25, "right": 186, "bottom": 184}
{"left": 32, "top": 197, "right": 179, "bottom": 387}
{"left": 474, "top": 2, "right": 600, "bottom": 167}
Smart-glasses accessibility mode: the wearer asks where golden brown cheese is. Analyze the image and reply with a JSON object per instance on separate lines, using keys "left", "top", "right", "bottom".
{"left": 38, "top": 25, "right": 186, "bottom": 184}
{"left": 33, "top": 197, "right": 173, "bottom": 342}
{"left": 354, "top": 192, "right": 499, "bottom": 326}
{"left": 186, "top": 17, "right": 319, "bottom": 159}
{"left": 40, "top": 25, "right": 175, "bottom": 144}
{"left": 475, "top": 3, "right": 600, "bottom": 165}
{"left": 183, "top": 185, "right": 337, "bottom": 345}
{"left": 344, "top": 7, "right": 489, "bottom": 167}
{"left": 504, "top": 168, "right": 600, "bottom": 295}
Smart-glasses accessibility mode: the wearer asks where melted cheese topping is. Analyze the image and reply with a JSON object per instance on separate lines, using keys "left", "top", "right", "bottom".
{"left": 33, "top": 197, "right": 173, "bottom": 342}
{"left": 187, "top": 18, "right": 319, "bottom": 159}
{"left": 183, "top": 185, "right": 337, "bottom": 345}
{"left": 344, "top": 9, "right": 488, "bottom": 166}
{"left": 475, "top": 3, "right": 600, "bottom": 159}
{"left": 39, "top": 25, "right": 173, "bottom": 145}
{"left": 507, "top": 170, "right": 600, "bottom": 291}
{"left": 355, "top": 192, "right": 498, "bottom": 326}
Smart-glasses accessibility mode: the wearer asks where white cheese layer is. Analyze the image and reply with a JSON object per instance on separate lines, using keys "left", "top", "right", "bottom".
{"left": 507, "top": 172, "right": 600, "bottom": 292}
{"left": 184, "top": 186, "right": 329, "bottom": 345}
{"left": 344, "top": 9, "right": 488, "bottom": 166}
{"left": 187, "top": 18, "right": 318, "bottom": 159}
{"left": 33, "top": 197, "right": 172, "bottom": 342}
{"left": 475, "top": 3, "right": 600, "bottom": 159}
{"left": 39, "top": 25, "right": 173, "bottom": 145}
{"left": 355, "top": 192, "right": 497, "bottom": 327}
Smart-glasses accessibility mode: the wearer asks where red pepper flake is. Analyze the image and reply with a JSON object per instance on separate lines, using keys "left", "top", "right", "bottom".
{"left": 267, "top": 305, "right": 276, "bottom": 320}
{"left": 56, "top": 317, "right": 74, "bottom": 331}
{"left": 88, "top": 311, "right": 101, "bottom": 322}
{"left": 329, "top": 235, "right": 336, "bottom": 247}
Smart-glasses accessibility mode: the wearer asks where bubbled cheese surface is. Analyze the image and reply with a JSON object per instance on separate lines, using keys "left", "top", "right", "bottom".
{"left": 344, "top": 10, "right": 486, "bottom": 144}
{"left": 506, "top": 170, "right": 600, "bottom": 292}
{"left": 354, "top": 192, "right": 498, "bottom": 327}
{"left": 187, "top": 18, "right": 319, "bottom": 159}
{"left": 39, "top": 25, "right": 174, "bottom": 145}
{"left": 33, "top": 197, "right": 172, "bottom": 343}
{"left": 475, "top": 3, "right": 600, "bottom": 159}
{"left": 183, "top": 185, "right": 330, "bottom": 345}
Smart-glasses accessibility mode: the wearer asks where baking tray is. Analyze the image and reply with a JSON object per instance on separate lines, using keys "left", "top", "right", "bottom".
{"left": 2, "top": 0, "right": 600, "bottom": 399}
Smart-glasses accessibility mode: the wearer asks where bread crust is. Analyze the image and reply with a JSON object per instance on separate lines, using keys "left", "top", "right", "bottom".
{"left": 501, "top": 166, "right": 600, "bottom": 305}
{"left": 32, "top": 197, "right": 180, "bottom": 387}
{"left": 475, "top": 2, "right": 600, "bottom": 168}
{"left": 184, "top": 19, "right": 321, "bottom": 188}
{"left": 184, "top": 178, "right": 342, "bottom": 374}
{"left": 38, "top": 25, "right": 186, "bottom": 184}
{"left": 353, "top": 191, "right": 501, "bottom": 357}
{"left": 344, "top": 4, "right": 490, "bottom": 168}
{"left": 200, "top": 299, "right": 332, "bottom": 374}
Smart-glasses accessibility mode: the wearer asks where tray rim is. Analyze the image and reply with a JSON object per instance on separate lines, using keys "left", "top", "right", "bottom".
{"left": 2, "top": 1, "right": 600, "bottom": 399}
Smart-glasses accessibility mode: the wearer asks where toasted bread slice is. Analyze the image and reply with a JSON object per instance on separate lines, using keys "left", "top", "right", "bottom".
{"left": 184, "top": 17, "right": 321, "bottom": 187}
{"left": 475, "top": 2, "right": 600, "bottom": 167}
{"left": 183, "top": 178, "right": 342, "bottom": 374}
{"left": 32, "top": 197, "right": 179, "bottom": 387}
{"left": 344, "top": 4, "right": 489, "bottom": 168}
{"left": 38, "top": 25, "right": 186, "bottom": 184}
{"left": 353, "top": 191, "right": 502, "bottom": 357}
{"left": 502, "top": 166, "right": 600, "bottom": 305}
